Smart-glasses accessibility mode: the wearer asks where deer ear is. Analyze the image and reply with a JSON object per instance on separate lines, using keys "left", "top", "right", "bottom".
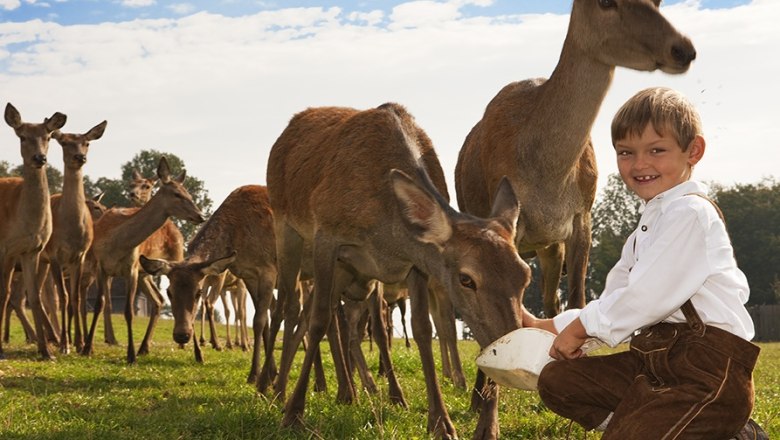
{"left": 176, "top": 169, "right": 186, "bottom": 183}
{"left": 391, "top": 169, "right": 452, "bottom": 245}
{"left": 489, "top": 177, "right": 520, "bottom": 232}
{"left": 93, "top": 191, "right": 105, "bottom": 203}
{"left": 4, "top": 103, "right": 22, "bottom": 129}
{"left": 132, "top": 169, "right": 143, "bottom": 180}
{"left": 139, "top": 255, "right": 172, "bottom": 276}
{"left": 157, "top": 156, "right": 171, "bottom": 182}
{"left": 45, "top": 112, "right": 67, "bottom": 132}
{"left": 201, "top": 251, "right": 237, "bottom": 277}
{"left": 85, "top": 120, "right": 107, "bottom": 141}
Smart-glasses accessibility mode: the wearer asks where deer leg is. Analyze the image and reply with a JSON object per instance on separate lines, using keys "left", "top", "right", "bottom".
{"left": 123, "top": 271, "right": 140, "bottom": 364}
{"left": 565, "top": 212, "right": 591, "bottom": 310}
{"left": 49, "top": 261, "right": 71, "bottom": 354}
{"left": 0, "top": 261, "right": 13, "bottom": 358}
{"left": 408, "top": 268, "right": 457, "bottom": 439}
{"left": 103, "top": 277, "right": 117, "bottom": 345}
{"left": 41, "top": 270, "right": 61, "bottom": 344}
{"left": 282, "top": 238, "right": 354, "bottom": 427}
{"left": 82, "top": 273, "right": 110, "bottom": 356}
{"left": 399, "top": 299, "right": 411, "bottom": 348}
{"left": 369, "top": 286, "right": 407, "bottom": 407}
{"left": 328, "top": 301, "right": 356, "bottom": 404}
{"left": 137, "top": 275, "right": 163, "bottom": 356}
{"left": 537, "top": 243, "right": 565, "bottom": 317}
{"left": 8, "top": 277, "right": 37, "bottom": 344}
{"left": 433, "top": 290, "right": 466, "bottom": 390}
{"left": 272, "top": 223, "right": 305, "bottom": 400}
{"left": 206, "top": 274, "right": 225, "bottom": 351}
{"left": 251, "top": 275, "right": 275, "bottom": 395}
{"left": 472, "top": 377, "right": 501, "bottom": 440}
{"left": 220, "top": 289, "right": 232, "bottom": 350}
{"left": 68, "top": 263, "right": 85, "bottom": 352}
{"left": 78, "top": 275, "right": 93, "bottom": 349}
{"left": 20, "top": 253, "right": 55, "bottom": 360}
{"left": 343, "top": 299, "right": 376, "bottom": 394}
{"left": 192, "top": 321, "right": 203, "bottom": 363}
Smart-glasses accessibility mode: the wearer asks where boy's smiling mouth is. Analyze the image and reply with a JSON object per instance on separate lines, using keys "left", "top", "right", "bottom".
{"left": 635, "top": 175, "right": 658, "bottom": 182}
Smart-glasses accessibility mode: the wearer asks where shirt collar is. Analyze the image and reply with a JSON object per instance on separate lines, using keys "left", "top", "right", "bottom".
{"left": 643, "top": 180, "right": 709, "bottom": 214}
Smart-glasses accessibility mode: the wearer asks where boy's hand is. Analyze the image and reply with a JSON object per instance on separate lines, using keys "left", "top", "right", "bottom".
{"left": 521, "top": 305, "right": 557, "bottom": 333}
{"left": 550, "top": 318, "right": 589, "bottom": 360}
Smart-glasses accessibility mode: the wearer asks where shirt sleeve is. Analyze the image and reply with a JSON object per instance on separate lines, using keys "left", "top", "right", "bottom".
{"left": 579, "top": 204, "right": 711, "bottom": 346}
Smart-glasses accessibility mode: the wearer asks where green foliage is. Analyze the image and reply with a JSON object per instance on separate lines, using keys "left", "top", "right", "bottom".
{"left": 1, "top": 317, "right": 778, "bottom": 439}
{"left": 4, "top": 162, "right": 65, "bottom": 194}
{"left": 713, "top": 178, "right": 780, "bottom": 305}
{"left": 0, "top": 160, "right": 11, "bottom": 176}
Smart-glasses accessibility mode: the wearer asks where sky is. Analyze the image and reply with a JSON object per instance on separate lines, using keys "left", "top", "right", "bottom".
{"left": 1, "top": 0, "right": 778, "bottom": 214}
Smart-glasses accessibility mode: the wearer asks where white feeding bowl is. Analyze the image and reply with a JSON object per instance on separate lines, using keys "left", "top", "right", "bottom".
{"left": 476, "top": 328, "right": 603, "bottom": 391}
{"left": 476, "top": 327, "right": 555, "bottom": 391}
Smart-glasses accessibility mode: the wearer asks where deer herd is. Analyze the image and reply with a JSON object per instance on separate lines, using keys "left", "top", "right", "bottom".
{"left": 0, "top": 1, "right": 696, "bottom": 439}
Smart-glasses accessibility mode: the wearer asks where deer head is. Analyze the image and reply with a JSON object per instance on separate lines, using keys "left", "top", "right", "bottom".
{"left": 51, "top": 121, "right": 107, "bottom": 171}
{"left": 153, "top": 156, "right": 206, "bottom": 224}
{"left": 5, "top": 103, "right": 67, "bottom": 169}
{"left": 128, "top": 169, "right": 158, "bottom": 207}
{"left": 140, "top": 252, "right": 236, "bottom": 344}
{"left": 570, "top": 0, "right": 696, "bottom": 73}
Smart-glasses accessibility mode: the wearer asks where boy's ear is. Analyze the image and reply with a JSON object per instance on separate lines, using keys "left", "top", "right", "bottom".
{"left": 687, "top": 135, "right": 705, "bottom": 166}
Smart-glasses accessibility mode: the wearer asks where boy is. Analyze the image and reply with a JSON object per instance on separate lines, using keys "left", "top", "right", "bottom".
{"left": 523, "top": 87, "right": 767, "bottom": 439}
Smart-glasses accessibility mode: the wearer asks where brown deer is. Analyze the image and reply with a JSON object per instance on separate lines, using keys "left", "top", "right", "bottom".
{"left": 82, "top": 157, "right": 204, "bottom": 363}
{"left": 455, "top": 1, "right": 696, "bottom": 436}
{"left": 139, "top": 185, "right": 278, "bottom": 385}
{"left": 267, "top": 102, "right": 530, "bottom": 439}
{"left": 198, "top": 270, "right": 249, "bottom": 351}
{"left": 38, "top": 121, "right": 107, "bottom": 354}
{"left": 99, "top": 169, "right": 186, "bottom": 346}
{"left": 1, "top": 103, "right": 67, "bottom": 360}
{"left": 457, "top": 0, "right": 696, "bottom": 317}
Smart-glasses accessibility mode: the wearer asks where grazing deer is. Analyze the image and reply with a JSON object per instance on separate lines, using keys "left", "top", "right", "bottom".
{"left": 455, "top": 1, "right": 696, "bottom": 436}
{"left": 139, "top": 185, "right": 278, "bottom": 387}
{"left": 38, "top": 121, "right": 107, "bottom": 354}
{"left": 267, "top": 103, "right": 530, "bottom": 439}
{"left": 82, "top": 157, "right": 204, "bottom": 363}
{"left": 99, "top": 169, "right": 186, "bottom": 346}
{"left": 1, "top": 103, "right": 67, "bottom": 360}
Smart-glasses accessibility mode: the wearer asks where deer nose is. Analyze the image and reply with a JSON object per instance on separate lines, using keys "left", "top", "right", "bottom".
{"left": 173, "top": 331, "right": 192, "bottom": 344}
{"left": 75, "top": 154, "right": 87, "bottom": 164}
{"left": 32, "top": 154, "right": 47, "bottom": 167}
{"left": 671, "top": 39, "right": 696, "bottom": 67}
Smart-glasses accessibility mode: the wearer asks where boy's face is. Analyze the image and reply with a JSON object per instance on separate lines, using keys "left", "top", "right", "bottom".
{"left": 615, "top": 123, "right": 705, "bottom": 202}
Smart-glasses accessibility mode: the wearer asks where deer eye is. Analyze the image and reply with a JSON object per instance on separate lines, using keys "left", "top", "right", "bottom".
{"left": 598, "top": 0, "right": 617, "bottom": 9}
{"left": 459, "top": 273, "right": 476, "bottom": 290}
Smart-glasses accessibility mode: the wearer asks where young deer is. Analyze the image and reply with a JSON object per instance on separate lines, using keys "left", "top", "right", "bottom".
{"left": 267, "top": 103, "right": 530, "bottom": 439}
{"left": 82, "top": 157, "right": 204, "bottom": 363}
{"left": 1, "top": 103, "right": 67, "bottom": 360}
{"left": 140, "top": 185, "right": 278, "bottom": 385}
{"left": 39, "top": 120, "right": 107, "bottom": 354}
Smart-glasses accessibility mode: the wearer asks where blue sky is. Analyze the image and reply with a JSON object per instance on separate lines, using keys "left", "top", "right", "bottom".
{"left": 1, "top": 0, "right": 777, "bottom": 210}
{"left": 0, "top": 0, "right": 753, "bottom": 25}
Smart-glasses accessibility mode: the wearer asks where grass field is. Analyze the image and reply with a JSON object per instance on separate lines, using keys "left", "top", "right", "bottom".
{"left": 0, "top": 315, "right": 777, "bottom": 439}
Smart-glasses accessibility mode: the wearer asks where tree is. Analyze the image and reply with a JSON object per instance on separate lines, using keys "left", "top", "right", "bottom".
{"left": 587, "top": 174, "right": 642, "bottom": 300}
{"left": 0, "top": 160, "right": 11, "bottom": 176}
{"left": 713, "top": 178, "right": 780, "bottom": 305}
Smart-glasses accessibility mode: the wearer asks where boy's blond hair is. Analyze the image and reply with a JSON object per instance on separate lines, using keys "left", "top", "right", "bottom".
{"left": 611, "top": 87, "right": 703, "bottom": 151}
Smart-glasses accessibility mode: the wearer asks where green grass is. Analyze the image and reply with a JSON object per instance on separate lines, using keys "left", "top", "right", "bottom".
{"left": 0, "top": 316, "right": 778, "bottom": 439}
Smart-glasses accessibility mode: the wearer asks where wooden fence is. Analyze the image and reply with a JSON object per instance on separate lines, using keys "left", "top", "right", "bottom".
{"left": 748, "top": 304, "right": 780, "bottom": 341}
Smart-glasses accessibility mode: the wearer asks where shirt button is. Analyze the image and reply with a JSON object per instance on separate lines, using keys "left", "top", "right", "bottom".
{"left": 641, "top": 225, "right": 648, "bottom": 232}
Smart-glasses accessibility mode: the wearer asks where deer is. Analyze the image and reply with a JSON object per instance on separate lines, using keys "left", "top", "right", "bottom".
{"left": 0, "top": 103, "right": 67, "bottom": 360}
{"left": 99, "top": 169, "right": 187, "bottom": 346}
{"left": 82, "top": 157, "right": 204, "bottom": 363}
{"left": 454, "top": 1, "right": 696, "bottom": 436}
{"left": 266, "top": 102, "right": 530, "bottom": 439}
{"left": 198, "top": 270, "right": 249, "bottom": 351}
{"left": 36, "top": 121, "right": 107, "bottom": 354}
{"left": 140, "top": 184, "right": 288, "bottom": 393}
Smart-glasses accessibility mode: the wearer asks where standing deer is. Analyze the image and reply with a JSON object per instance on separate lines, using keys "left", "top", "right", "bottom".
{"left": 1, "top": 103, "right": 67, "bottom": 360}
{"left": 455, "top": 1, "right": 696, "bottom": 436}
{"left": 82, "top": 157, "right": 204, "bottom": 363}
{"left": 140, "top": 185, "right": 281, "bottom": 390}
{"left": 39, "top": 120, "right": 107, "bottom": 354}
{"left": 267, "top": 102, "right": 530, "bottom": 439}
{"left": 99, "top": 169, "right": 186, "bottom": 346}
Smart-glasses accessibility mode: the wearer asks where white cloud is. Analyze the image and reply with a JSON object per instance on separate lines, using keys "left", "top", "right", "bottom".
{"left": 0, "top": 0, "right": 21, "bottom": 11}
{"left": 168, "top": 3, "right": 195, "bottom": 15}
{"left": 0, "top": 2, "right": 778, "bottom": 207}
{"left": 121, "top": 0, "right": 155, "bottom": 7}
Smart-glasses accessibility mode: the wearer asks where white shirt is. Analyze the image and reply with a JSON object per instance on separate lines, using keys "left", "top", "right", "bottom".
{"left": 554, "top": 180, "right": 755, "bottom": 347}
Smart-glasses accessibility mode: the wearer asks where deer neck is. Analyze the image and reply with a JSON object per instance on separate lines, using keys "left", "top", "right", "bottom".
{"left": 110, "top": 195, "right": 172, "bottom": 252}
{"left": 60, "top": 167, "right": 88, "bottom": 220}
{"left": 20, "top": 165, "right": 51, "bottom": 226}
{"left": 534, "top": 36, "right": 614, "bottom": 173}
